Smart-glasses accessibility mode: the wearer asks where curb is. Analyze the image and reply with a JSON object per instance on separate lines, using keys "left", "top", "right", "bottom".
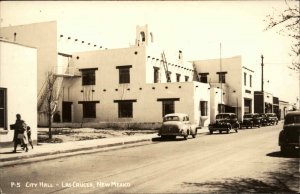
{"left": 0, "top": 137, "right": 154, "bottom": 167}
{"left": 0, "top": 131, "right": 209, "bottom": 167}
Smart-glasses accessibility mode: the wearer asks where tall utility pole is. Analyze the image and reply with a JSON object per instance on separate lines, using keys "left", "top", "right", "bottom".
{"left": 261, "top": 55, "right": 264, "bottom": 92}
{"left": 220, "top": 43, "right": 223, "bottom": 113}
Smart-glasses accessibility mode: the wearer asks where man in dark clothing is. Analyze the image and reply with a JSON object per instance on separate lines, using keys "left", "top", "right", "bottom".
{"left": 12, "top": 114, "right": 28, "bottom": 152}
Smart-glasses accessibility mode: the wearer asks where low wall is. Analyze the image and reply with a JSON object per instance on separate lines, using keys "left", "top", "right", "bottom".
{"left": 51, "top": 122, "right": 162, "bottom": 130}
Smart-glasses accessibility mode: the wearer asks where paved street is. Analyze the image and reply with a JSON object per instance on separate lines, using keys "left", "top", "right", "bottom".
{"left": 0, "top": 122, "right": 299, "bottom": 194}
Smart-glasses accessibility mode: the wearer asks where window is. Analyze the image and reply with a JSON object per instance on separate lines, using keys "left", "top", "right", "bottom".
{"left": 185, "top": 76, "right": 189, "bottom": 82}
{"left": 250, "top": 75, "right": 252, "bottom": 87}
{"left": 200, "top": 101, "right": 208, "bottom": 116}
{"left": 244, "top": 72, "right": 247, "bottom": 86}
{"left": 154, "top": 67, "right": 160, "bottom": 83}
{"left": 79, "top": 101, "right": 99, "bottom": 118}
{"left": 217, "top": 72, "right": 227, "bottom": 83}
{"left": 218, "top": 104, "right": 225, "bottom": 113}
{"left": 117, "top": 65, "right": 132, "bottom": 84}
{"left": 244, "top": 99, "right": 252, "bottom": 113}
{"left": 199, "top": 73, "right": 209, "bottom": 83}
{"left": 0, "top": 88, "right": 7, "bottom": 129}
{"left": 167, "top": 71, "right": 171, "bottom": 82}
{"left": 80, "top": 68, "right": 98, "bottom": 86}
{"left": 140, "top": 32, "right": 146, "bottom": 42}
{"left": 176, "top": 73, "right": 181, "bottom": 82}
{"left": 114, "top": 100, "right": 136, "bottom": 118}
{"left": 157, "top": 98, "right": 179, "bottom": 117}
{"left": 162, "top": 101, "right": 174, "bottom": 117}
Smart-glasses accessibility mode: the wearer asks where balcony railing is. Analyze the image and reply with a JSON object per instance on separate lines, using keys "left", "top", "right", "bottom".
{"left": 53, "top": 66, "right": 81, "bottom": 77}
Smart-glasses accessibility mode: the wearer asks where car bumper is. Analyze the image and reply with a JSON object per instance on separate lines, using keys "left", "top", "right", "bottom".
{"left": 158, "top": 129, "right": 187, "bottom": 136}
{"left": 209, "top": 127, "right": 230, "bottom": 131}
{"left": 158, "top": 132, "right": 186, "bottom": 136}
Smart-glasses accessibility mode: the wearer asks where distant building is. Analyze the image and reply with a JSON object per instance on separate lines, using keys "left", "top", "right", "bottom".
{"left": 254, "top": 91, "right": 275, "bottom": 114}
{"left": 0, "top": 40, "right": 37, "bottom": 146}
{"left": 279, "top": 100, "right": 292, "bottom": 120}
{"left": 192, "top": 56, "right": 254, "bottom": 122}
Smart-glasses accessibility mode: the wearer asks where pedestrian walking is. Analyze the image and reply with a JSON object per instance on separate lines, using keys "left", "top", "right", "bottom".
{"left": 26, "top": 126, "right": 34, "bottom": 149}
{"left": 12, "top": 114, "right": 28, "bottom": 152}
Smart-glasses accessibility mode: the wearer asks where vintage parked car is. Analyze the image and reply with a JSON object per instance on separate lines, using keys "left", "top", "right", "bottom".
{"left": 158, "top": 113, "right": 200, "bottom": 140}
{"left": 279, "top": 111, "right": 300, "bottom": 154}
{"left": 208, "top": 113, "right": 239, "bottom": 134}
{"left": 240, "top": 113, "right": 261, "bottom": 128}
{"left": 259, "top": 113, "right": 269, "bottom": 126}
{"left": 266, "top": 113, "right": 279, "bottom": 125}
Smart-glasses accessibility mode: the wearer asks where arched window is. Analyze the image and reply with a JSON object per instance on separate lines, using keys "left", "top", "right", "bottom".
{"left": 140, "top": 31, "right": 146, "bottom": 42}
{"left": 150, "top": 32, "right": 154, "bottom": 43}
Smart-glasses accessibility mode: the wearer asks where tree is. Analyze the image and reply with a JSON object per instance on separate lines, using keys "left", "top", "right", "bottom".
{"left": 43, "top": 71, "right": 58, "bottom": 139}
{"left": 264, "top": 0, "right": 300, "bottom": 71}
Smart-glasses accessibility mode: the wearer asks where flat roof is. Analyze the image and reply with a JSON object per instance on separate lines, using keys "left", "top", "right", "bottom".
{"left": 0, "top": 38, "right": 36, "bottom": 49}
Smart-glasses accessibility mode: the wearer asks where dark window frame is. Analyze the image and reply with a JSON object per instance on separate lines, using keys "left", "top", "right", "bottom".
{"left": 244, "top": 72, "right": 247, "bottom": 86}
{"left": 176, "top": 73, "right": 181, "bottom": 82}
{"left": 78, "top": 101, "right": 99, "bottom": 118}
{"left": 185, "top": 76, "right": 189, "bottom": 82}
{"left": 217, "top": 72, "right": 227, "bottom": 84}
{"left": 199, "top": 73, "right": 209, "bottom": 83}
{"left": 79, "top": 68, "right": 98, "bottom": 86}
{"left": 167, "top": 71, "right": 171, "bottom": 82}
{"left": 116, "top": 65, "right": 132, "bottom": 84}
{"left": 157, "top": 98, "right": 180, "bottom": 117}
{"left": 0, "top": 88, "right": 7, "bottom": 130}
{"left": 200, "top": 101, "right": 208, "bottom": 116}
{"left": 154, "top": 67, "right": 160, "bottom": 83}
{"left": 114, "top": 99, "right": 136, "bottom": 118}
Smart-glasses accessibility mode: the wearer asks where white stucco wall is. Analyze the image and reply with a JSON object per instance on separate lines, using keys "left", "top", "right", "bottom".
{"left": 0, "top": 41, "right": 37, "bottom": 143}
{"left": 0, "top": 21, "right": 58, "bottom": 95}
{"left": 58, "top": 45, "right": 210, "bottom": 126}
{"left": 192, "top": 56, "right": 254, "bottom": 121}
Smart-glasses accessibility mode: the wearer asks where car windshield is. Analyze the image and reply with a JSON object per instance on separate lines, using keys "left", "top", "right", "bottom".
{"left": 216, "top": 114, "right": 230, "bottom": 119}
{"left": 163, "top": 116, "right": 180, "bottom": 122}
{"left": 284, "top": 115, "right": 300, "bottom": 125}
{"left": 243, "top": 115, "right": 252, "bottom": 118}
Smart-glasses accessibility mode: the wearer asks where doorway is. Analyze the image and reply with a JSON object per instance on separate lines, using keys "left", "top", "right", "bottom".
{"left": 62, "top": 101, "right": 72, "bottom": 122}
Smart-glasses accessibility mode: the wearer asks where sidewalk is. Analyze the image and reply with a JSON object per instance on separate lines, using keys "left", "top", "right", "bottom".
{"left": 0, "top": 127, "right": 209, "bottom": 167}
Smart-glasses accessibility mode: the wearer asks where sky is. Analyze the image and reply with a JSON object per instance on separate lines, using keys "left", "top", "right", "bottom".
{"left": 1, "top": 1, "right": 299, "bottom": 105}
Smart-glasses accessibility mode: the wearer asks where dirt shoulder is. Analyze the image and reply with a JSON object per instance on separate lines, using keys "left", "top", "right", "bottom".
{"left": 38, "top": 128, "right": 157, "bottom": 143}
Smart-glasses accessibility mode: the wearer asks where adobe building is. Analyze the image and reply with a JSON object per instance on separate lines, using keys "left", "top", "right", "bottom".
{"left": 0, "top": 40, "right": 37, "bottom": 146}
{"left": 0, "top": 21, "right": 102, "bottom": 126}
{"left": 192, "top": 56, "right": 254, "bottom": 122}
{"left": 54, "top": 25, "right": 211, "bottom": 127}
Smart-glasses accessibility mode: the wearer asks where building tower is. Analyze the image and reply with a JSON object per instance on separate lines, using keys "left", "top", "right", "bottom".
{"left": 135, "top": 25, "right": 154, "bottom": 46}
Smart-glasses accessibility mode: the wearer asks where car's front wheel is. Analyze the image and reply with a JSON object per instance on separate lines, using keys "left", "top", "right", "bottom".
{"left": 227, "top": 125, "right": 232, "bottom": 134}
{"left": 192, "top": 130, "right": 197, "bottom": 138}
{"left": 184, "top": 130, "right": 189, "bottom": 140}
{"left": 280, "top": 145, "right": 289, "bottom": 154}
